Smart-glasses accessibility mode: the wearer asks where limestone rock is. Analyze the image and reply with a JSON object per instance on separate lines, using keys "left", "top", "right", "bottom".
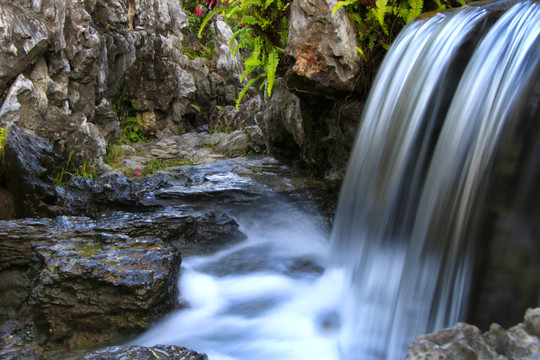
{"left": 285, "top": 0, "right": 360, "bottom": 96}
{"left": 0, "top": 3, "right": 49, "bottom": 98}
{"left": 407, "top": 308, "right": 540, "bottom": 360}
{"left": 213, "top": 19, "right": 243, "bottom": 82}
{"left": 30, "top": 232, "right": 180, "bottom": 348}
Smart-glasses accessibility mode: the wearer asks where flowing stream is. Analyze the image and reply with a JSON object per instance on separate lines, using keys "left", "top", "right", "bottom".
{"left": 132, "top": 1, "right": 540, "bottom": 359}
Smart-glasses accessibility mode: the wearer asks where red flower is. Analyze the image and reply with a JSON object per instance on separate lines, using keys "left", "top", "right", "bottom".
{"left": 195, "top": 8, "right": 202, "bottom": 15}
{"left": 134, "top": 169, "right": 141, "bottom": 176}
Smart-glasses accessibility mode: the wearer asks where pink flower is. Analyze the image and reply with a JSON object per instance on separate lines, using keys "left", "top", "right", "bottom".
{"left": 134, "top": 169, "right": 141, "bottom": 176}
{"left": 195, "top": 8, "right": 202, "bottom": 15}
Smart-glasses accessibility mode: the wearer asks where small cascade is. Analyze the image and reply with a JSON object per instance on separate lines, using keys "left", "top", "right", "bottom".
{"left": 330, "top": 1, "right": 540, "bottom": 359}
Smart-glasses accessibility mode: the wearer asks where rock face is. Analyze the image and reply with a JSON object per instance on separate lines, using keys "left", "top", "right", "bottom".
{"left": 407, "top": 308, "right": 540, "bottom": 360}
{"left": 285, "top": 0, "right": 361, "bottom": 96}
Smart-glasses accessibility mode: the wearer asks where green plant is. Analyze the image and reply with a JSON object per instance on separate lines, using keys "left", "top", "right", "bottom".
{"left": 104, "top": 144, "right": 128, "bottom": 168}
{"left": 54, "top": 150, "right": 98, "bottom": 186}
{"left": 121, "top": 116, "right": 147, "bottom": 143}
{"left": 209, "top": 124, "right": 233, "bottom": 134}
{"left": 141, "top": 158, "right": 194, "bottom": 175}
{"left": 333, "top": 0, "right": 464, "bottom": 69}
{"left": 199, "top": 0, "right": 290, "bottom": 109}
{"left": 112, "top": 85, "right": 148, "bottom": 144}
{"left": 0, "top": 126, "right": 7, "bottom": 158}
{"left": 206, "top": 137, "right": 220, "bottom": 151}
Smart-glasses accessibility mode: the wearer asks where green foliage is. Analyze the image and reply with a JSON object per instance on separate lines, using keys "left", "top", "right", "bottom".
{"left": 199, "top": 0, "right": 290, "bottom": 108}
{"left": 142, "top": 158, "right": 194, "bottom": 176}
{"left": 121, "top": 117, "right": 147, "bottom": 143}
{"left": 54, "top": 150, "right": 98, "bottom": 186}
{"left": 0, "top": 127, "right": 7, "bottom": 158}
{"left": 333, "top": 0, "right": 462, "bottom": 75}
{"left": 104, "top": 144, "right": 128, "bottom": 169}
{"left": 209, "top": 124, "right": 233, "bottom": 134}
{"left": 112, "top": 85, "right": 147, "bottom": 144}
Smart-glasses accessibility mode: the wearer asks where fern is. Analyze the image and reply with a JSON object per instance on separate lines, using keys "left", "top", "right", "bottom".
{"left": 265, "top": 48, "right": 280, "bottom": 96}
{"left": 371, "top": 0, "right": 389, "bottom": 34}
{"left": 332, "top": 0, "right": 358, "bottom": 14}
{"left": 236, "top": 74, "right": 264, "bottom": 110}
{"left": 198, "top": 0, "right": 241, "bottom": 39}
{"left": 200, "top": 0, "right": 289, "bottom": 106}
{"left": 407, "top": 0, "right": 423, "bottom": 22}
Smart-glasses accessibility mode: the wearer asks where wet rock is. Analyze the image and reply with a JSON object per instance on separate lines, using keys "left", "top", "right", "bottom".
{"left": 67, "top": 344, "right": 208, "bottom": 360}
{"left": 0, "top": 126, "right": 62, "bottom": 218}
{"left": 285, "top": 0, "right": 360, "bottom": 97}
{"left": 406, "top": 308, "right": 540, "bottom": 360}
{"left": 0, "top": 215, "right": 181, "bottom": 349}
{"left": 31, "top": 233, "right": 180, "bottom": 348}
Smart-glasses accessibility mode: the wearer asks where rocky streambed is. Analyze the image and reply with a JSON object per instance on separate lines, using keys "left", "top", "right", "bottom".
{"left": 0, "top": 153, "right": 334, "bottom": 359}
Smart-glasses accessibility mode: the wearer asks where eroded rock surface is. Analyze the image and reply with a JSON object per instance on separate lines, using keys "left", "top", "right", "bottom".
{"left": 407, "top": 308, "right": 540, "bottom": 360}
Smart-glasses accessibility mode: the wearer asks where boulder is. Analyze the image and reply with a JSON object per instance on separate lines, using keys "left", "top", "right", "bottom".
{"left": 407, "top": 308, "right": 540, "bottom": 360}
{"left": 0, "top": 213, "right": 187, "bottom": 349}
{"left": 0, "top": 126, "right": 62, "bottom": 218}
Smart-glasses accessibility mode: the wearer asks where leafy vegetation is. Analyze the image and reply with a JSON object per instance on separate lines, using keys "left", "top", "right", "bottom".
{"left": 199, "top": 0, "right": 290, "bottom": 109}
{"left": 141, "top": 158, "right": 194, "bottom": 175}
{"left": 333, "top": 0, "right": 465, "bottom": 70}
{"left": 0, "top": 126, "right": 7, "bottom": 158}
{"left": 112, "top": 85, "right": 147, "bottom": 144}
{"left": 53, "top": 150, "right": 98, "bottom": 186}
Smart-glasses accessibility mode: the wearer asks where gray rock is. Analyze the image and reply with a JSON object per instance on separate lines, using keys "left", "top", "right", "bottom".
{"left": 0, "top": 3, "right": 49, "bottom": 97}
{"left": 407, "top": 308, "right": 540, "bottom": 360}
{"left": 213, "top": 19, "right": 243, "bottom": 82}
{"left": 285, "top": 0, "right": 360, "bottom": 96}
{"left": 0, "top": 126, "right": 62, "bottom": 218}
{"left": 30, "top": 231, "right": 180, "bottom": 348}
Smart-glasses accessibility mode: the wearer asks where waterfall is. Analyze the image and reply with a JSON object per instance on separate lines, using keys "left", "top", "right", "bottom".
{"left": 330, "top": 0, "right": 540, "bottom": 358}
{"left": 131, "top": 1, "right": 540, "bottom": 359}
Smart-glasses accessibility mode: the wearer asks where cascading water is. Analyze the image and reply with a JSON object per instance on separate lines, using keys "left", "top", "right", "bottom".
{"left": 131, "top": 1, "right": 540, "bottom": 359}
{"left": 331, "top": 0, "right": 540, "bottom": 358}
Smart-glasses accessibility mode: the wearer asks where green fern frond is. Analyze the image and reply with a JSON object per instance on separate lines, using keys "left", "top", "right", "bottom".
{"left": 332, "top": 0, "right": 357, "bottom": 14}
{"left": 355, "top": 46, "right": 367, "bottom": 61}
{"left": 229, "top": 27, "right": 248, "bottom": 49}
{"left": 236, "top": 74, "right": 264, "bottom": 110}
{"left": 198, "top": 0, "right": 241, "bottom": 39}
{"left": 265, "top": 48, "right": 279, "bottom": 96}
{"left": 407, "top": 0, "right": 423, "bottom": 22}
{"left": 371, "top": 0, "right": 389, "bottom": 34}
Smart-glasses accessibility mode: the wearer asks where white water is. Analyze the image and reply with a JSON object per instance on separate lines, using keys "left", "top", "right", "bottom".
{"left": 132, "top": 198, "right": 346, "bottom": 360}
{"left": 132, "top": 1, "right": 540, "bottom": 359}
